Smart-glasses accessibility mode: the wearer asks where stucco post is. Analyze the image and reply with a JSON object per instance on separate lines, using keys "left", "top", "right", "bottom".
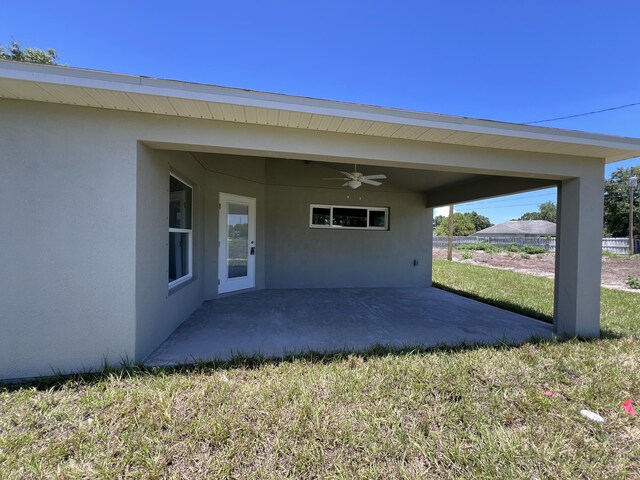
{"left": 425, "top": 207, "right": 433, "bottom": 287}
{"left": 553, "top": 172, "right": 604, "bottom": 337}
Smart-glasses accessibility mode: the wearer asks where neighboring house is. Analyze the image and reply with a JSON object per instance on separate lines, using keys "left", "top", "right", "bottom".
{"left": 2, "top": 60, "right": 640, "bottom": 379}
{"left": 473, "top": 220, "right": 556, "bottom": 237}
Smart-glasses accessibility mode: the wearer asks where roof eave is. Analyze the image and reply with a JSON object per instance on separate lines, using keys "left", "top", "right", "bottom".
{"left": 2, "top": 60, "right": 640, "bottom": 162}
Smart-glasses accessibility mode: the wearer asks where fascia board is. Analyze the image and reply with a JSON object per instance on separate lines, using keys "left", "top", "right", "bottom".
{"left": 2, "top": 60, "right": 640, "bottom": 158}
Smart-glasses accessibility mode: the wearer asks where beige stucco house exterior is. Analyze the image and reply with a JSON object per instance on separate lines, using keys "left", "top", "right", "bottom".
{"left": 2, "top": 60, "right": 640, "bottom": 380}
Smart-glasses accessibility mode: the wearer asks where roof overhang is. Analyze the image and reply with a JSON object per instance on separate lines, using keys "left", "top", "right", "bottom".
{"left": 2, "top": 60, "right": 640, "bottom": 163}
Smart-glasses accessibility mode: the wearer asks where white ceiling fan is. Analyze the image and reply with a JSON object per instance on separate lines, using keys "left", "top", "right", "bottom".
{"left": 323, "top": 164, "right": 387, "bottom": 189}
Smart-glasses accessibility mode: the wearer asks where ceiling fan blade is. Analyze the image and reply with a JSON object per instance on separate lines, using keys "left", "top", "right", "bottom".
{"left": 342, "top": 181, "right": 351, "bottom": 187}
{"left": 360, "top": 178, "right": 382, "bottom": 186}
{"left": 362, "top": 174, "right": 387, "bottom": 180}
{"left": 340, "top": 171, "right": 357, "bottom": 180}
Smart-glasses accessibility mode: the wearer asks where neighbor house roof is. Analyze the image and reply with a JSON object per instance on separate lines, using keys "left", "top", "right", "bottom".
{"left": 2, "top": 60, "right": 640, "bottom": 162}
{"left": 473, "top": 220, "right": 556, "bottom": 236}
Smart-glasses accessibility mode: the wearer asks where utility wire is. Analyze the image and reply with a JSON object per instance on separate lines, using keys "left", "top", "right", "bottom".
{"left": 524, "top": 101, "right": 640, "bottom": 124}
{"left": 458, "top": 191, "right": 555, "bottom": 206}
{"left": 455, "top": 202, "right": 546, "bottom": 211}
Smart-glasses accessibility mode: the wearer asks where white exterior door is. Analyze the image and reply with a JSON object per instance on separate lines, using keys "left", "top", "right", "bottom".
{"left": 218, "top": 193, "right": 256, "bottom": 294}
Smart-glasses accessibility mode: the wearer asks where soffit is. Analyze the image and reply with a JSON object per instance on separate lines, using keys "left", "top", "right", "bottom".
{"left": 2, "top": 61, "right": 640, "bottom": 163}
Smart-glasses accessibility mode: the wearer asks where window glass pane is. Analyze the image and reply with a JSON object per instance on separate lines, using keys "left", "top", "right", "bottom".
{"left": 169, "top": 232, "right": 190, "bottom": 282}
{"left": 228, "top": 203, "right": 248, "bottom": 278}
{"left": 312, "top": 207, "right": 331, "bottom": 225}
{"left": 369, "top": 210, "right": 387, "bottom": 228}
{"left": 169, "top": 176, "right": 192, "bottom": 229}
{"left": 333, "top": 207, "right": 367, "bottom": 227}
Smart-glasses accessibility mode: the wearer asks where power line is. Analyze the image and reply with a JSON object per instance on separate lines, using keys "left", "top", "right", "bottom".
{"left": 524, "top": 101, "right": 640, "bottom": 124}
{"left": 455, "top": 202, "right": 545, "bottom": 211}
{"left": 458, "top": 191, "right": 555, "bottom": 206}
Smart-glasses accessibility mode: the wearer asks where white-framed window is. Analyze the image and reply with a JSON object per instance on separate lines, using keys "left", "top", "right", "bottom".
{"left": 168, "top": 173, "right": 193, "bottom": 288}
{"left": 310, "top": 204, "right": 389, "bottom": 230}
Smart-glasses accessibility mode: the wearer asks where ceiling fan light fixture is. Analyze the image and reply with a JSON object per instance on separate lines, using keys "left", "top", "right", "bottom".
{"left": 324, "top": 165, "right": 385, "bottom": 189}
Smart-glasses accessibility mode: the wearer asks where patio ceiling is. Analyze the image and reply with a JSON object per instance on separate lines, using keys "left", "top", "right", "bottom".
{"left": 2, "top": 60, "right": 640, "bottom": 163}
{"left": 315, "top": 160, "right": 477, "bottom": 192}
{"left": 193, "top": 152, "right": 557, "bottom": 201}
{"left": 311, "top": 160, "right": 556, "bottom": 196}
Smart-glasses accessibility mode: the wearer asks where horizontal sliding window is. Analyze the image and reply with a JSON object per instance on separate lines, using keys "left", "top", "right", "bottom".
{"left": 310, "top": 205, "right": 389, "bottom": 230}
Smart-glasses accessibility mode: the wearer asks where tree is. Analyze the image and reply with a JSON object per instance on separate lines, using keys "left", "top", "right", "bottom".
{"left": 518, "top": 201, "right": 557, "bottom": 223}
{"left": 0, "top": 40, "right": 59, "bottom": 65}
{"left": 434, "top": 211, "right": 492, "bottom": 235}
{"left": 434, "top": 215, "right": 446, "bottom": 229}
{"left": 603, "top": 166, "right": 640, "bottom": 238}
{"left": 434, "top": 213, "right": 476, "bottom": 236}
{"left": 465, "top": 211, "right": 492, "bottom": 232}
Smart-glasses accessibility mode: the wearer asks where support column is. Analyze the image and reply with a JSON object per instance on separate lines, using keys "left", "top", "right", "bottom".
{"left": 553, "top": 172, "right": 604, "bottom": 337}
{"left": 425, "top": 207, "right": 433, "bottom": 287}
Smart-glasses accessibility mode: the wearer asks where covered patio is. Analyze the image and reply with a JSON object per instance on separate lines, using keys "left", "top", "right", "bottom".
{"left": 145, "top": 287, "right": 554, "bottom": 366}
{"left": 4, "top": 60, "right": 640, "bottom": 380}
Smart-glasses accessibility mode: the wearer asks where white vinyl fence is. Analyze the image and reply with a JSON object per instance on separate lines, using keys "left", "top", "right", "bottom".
{"left": 432, "top": 236, "right": 634, "bottom": 254}
{"left": 601, "top": 238, "right": 636, "bottom": 255}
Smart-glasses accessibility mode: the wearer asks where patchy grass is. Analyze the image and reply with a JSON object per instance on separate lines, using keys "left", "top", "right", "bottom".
{"left": 434, "top": 259, "right": 555, "bottom": 322}
{"left": 433, "top": 259, "right": 640, "bottom": 339}
{"left": 2, "top": 264, "right": 640, "bottom": 479}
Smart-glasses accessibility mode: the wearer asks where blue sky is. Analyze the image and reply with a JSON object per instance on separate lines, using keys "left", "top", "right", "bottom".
{"left": 2, "top": 1, "right": 639, "bottom": 223}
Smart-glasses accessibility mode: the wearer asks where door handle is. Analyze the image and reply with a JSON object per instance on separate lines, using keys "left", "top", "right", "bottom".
{"left": 250, "top": 246, "right": 255, "bottom": 255}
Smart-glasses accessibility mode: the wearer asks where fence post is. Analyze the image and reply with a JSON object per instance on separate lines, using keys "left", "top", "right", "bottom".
{"left": 447, "top": 205, "right": 454, "bottom": 261}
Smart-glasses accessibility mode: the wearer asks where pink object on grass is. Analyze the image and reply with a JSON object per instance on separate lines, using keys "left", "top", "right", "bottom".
{"left": 621, "top": 400, "right": 635, "bottom": 416}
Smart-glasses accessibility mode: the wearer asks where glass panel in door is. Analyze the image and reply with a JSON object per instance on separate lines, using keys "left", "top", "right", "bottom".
{"left": 227, "top": 203, "right": 249, "bottom": 279}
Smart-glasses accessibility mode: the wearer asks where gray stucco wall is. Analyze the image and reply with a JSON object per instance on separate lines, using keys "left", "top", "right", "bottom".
{"left": 264, "top": 159, "right": 431, "bottom": 288}
{"left": 0, "top": 100, "right": 137, "bottom": 379}
{"left": 135, "top": 147, "right": 207, "bottom": 361}
{"left": 134, "top": 150, "right": 269, "bottom": 362}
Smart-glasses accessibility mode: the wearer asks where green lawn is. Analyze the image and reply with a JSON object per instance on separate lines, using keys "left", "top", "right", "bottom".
{"left": 1, "top": 261, "right": 639, "bottom": 479}
{"left": 433, "top": 260, "right": 640, "bottom": 339}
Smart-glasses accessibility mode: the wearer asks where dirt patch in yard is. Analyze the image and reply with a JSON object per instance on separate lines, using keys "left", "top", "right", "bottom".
{"left": 433, "top": 248, "right": 640, "bottom": 292}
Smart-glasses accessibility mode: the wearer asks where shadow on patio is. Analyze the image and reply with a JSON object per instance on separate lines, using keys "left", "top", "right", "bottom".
{"left": 144, "top": 287, "right": 555, "bottom": 368}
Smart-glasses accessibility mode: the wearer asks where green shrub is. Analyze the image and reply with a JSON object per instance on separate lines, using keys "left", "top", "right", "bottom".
{"left": 520, "top": 253, "right": 531, "bottom": 259}
{"left": 461, "top": 251, "right": 473, "bottom": 260}
{"left": 455, "top": 242, "right": 501, "bottom": 254}
{"left": 522, "top": 244, "right": 547, "bottom": 254}
{"left": 507, "top": 244, "right": 521, "bottom": 253}
{"left": 626, "top": 274, "right": 640, "bottom": 289}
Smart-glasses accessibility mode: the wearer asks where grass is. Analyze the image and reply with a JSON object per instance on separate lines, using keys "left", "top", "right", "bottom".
{"left": 433, "top": 259, "right": 640, "bottom": 338}
{"left": 1, "top": 263, "right": 640, "bottom": 478}
{"left": 433, "top": 259, "right": 555, "bottom": 322}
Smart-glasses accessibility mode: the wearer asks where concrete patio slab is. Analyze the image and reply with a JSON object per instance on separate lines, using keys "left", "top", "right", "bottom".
{"left": 145, "top": 287, "right": 555, "bottom": 367}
